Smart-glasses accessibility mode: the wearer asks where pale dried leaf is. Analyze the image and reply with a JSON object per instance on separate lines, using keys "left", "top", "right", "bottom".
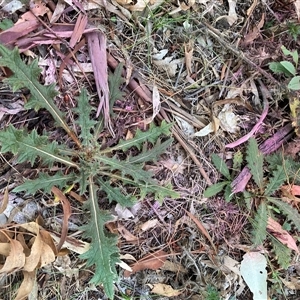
{"left": 15, "top": 271, "right": 36, "bottom": 300}
{"left": 148, "top": 283, "right": 182, "bottom": 297}
{"left": 294, "top": 0, "right": 300, "bottom": 20}
{"left": 193, "top": 122, "right": 214, "bottom": 137}
{"left": 115, "top": 204, "right": 134, "bottom": 219}
{"left": 0, "top": 188, "right": 9, "bottom": 214}
{"left": 140, "top": 219, "right": 159, "bottom": 231}
{"left": 50, "top": 0, "right": 65, "bottom": 23}
{"left": 0, "top": 239, "right": 25, "bottom": 273}
{"left": 126, "top": 0, "right": 150, "bottom": 11}
{"left": 218, "top": 104, "right": 239, "bottom": 133}
{"left": 153, "top": 56, "right": 183, "bottom": 77}
{"left": 174, "top": 116, "right": 194, "bottom": 136}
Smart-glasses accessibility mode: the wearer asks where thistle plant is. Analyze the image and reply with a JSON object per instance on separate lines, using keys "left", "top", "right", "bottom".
{"left": 204, "top": 138, "right": 300, "bottom": 268}
{"left": 0, "top": 45, "right": 178, "bottom": 299}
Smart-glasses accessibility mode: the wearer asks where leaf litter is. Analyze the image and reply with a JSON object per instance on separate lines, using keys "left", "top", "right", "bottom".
{"left": 1, "top": 0, "right": 300, "bottom": 299}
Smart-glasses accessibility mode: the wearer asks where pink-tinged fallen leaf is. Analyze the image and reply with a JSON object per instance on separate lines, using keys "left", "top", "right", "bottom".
{"left": 15, "top": 271, "right": 36, "bottom": 300}
{"left": 232, "top": 124, "right": 294, "bottom": 193}
{"left": 69, "top": 13, "right": 87, "bottom": 48}
{"left": 281, "top": 185, "right": 300, "bottom": 196}
{"left": 267, "top": 217, "right": 299, "bottom": 253}
{"left": 86, "top": 32, "right": 110, "bottom": 129}
{"left": 0, "top": 20, "right": 39, "bottom": 46}
{"left": 184, "top": 209, "right": 217, "bottom": 253}
{"left": 147, "top": 283, "right": 183, "bottom": 297}
{"left": 124, "top": 250, "right": 168, "bottom": 277}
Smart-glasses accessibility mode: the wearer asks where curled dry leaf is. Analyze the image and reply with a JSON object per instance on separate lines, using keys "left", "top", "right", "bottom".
{"left": 15, "top": 271, "right": 36, "bottom": 300}
{"left": 267, "top": 217, "right": 299, "bottom": 253}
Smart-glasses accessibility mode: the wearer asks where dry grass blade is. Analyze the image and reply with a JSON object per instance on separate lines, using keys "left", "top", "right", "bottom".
{"left": 184, "top": 209, "right": 217, "bottom": 253}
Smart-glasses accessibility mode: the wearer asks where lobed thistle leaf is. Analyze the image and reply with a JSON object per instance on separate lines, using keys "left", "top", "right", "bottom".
{"left": 105, "top": 120, "right": 172, "bottom": 152}
{"left": 0, "top": 45, "right": 73, "bottom": 138}
{"left": 270, "top": 235, "right": 291, "bottom": 269}
{"left": 264, "top": 165, "right": 287, "bottom": 196}
{"left": 80, "top": 178, "right": 119, "bottom": 299}
{"left": 128, "top": 138, "right": 173, "bottom": 164}
{"left": 246, "top": 138, "right": 264, "bottom": 191}
{"left": 0, "top": 125, "right": 78, "bottom": 168}
{"left": 252, "top": 201, "right": 268, "bottom": 246}
{"left": 13, "top": 171, "right": 76, "bottom": 194}
{"left": 267, "top": 197, "right": 300, "bottom": 230}
{"left": 74, "top": 89, "right": 97, "bottom": 146}
{"left": 109, "top": 63, "right": 125, "bottom": 113}
{"left": 97, "top": 177, "right": 137, "bottom": 207}
{"left": 96, "top": 155, "right": 154, "bottom": 184}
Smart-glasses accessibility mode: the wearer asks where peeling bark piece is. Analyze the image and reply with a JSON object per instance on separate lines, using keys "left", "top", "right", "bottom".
{"left": 86, "top": 31, "right": 110, "bottom": 128}
{"left": 231, "top": 124, "right": 294, "bottom": 193}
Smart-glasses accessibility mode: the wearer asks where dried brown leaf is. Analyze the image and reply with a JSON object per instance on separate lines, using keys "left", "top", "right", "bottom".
{"left": 124, "top": 250, "right": 168, "bottom": 277}
{"left": 0, "top": 239, "right": 25, "bottom": 273}
{"left": 15, "top": 271, "right": 36, "bottom": 300}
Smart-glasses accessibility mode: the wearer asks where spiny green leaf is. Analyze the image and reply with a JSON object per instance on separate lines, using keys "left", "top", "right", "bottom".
{"left": 246, "top": 138, "right": 264, "bottom": 190}
{"left": 96, "top": 155, "right": 154, "bottom": 184}
{"left": 13, "top": 171, "right": 76, "bottom": 194}
{"left": 267, "top": 197, "right": 300, "bottom": 230}
{"left": 109, "top": 63, "right": 125, "bottom": 113}
{"left": 203, "top": 181, "right": 229, "bottom": 198}
{"left": 100, "top": 171, "right": 179, "bottom": 203}
{"left": 264, "top": 165, "right": 287, "bottom": 196}
{"left": 252, "top": 201, "right": 268, "bottom": 246}
{"left": 233, "top": 150, "right": 243, "bottom": 170}
{"left": 0, "top": 45, "right": 72, "bottom": 136}
{"left": 0, "top": 125, "right": 78, "bottom": 168}
{"left": 106, "top": 120, "right": 172, "bottom": 152}
{"left": 211, "top": 153, "right": 231, "bottom": 180}
{"left": 74, "top": 89, "right": 97, "bottom": 146}
{"left": 97, "top": 178, "right": 136, "bottom": 207}
{"left": 139, "top": 182, "right": 179, "bottom": 203}
{"left": 270, "top": 235, "right": 291, "bottom": 269}
{"left": 80, "top": 179, "right": 119, "bottom": 299}
{"left": 128, "top": 138, "right": 173, "bottom": 164}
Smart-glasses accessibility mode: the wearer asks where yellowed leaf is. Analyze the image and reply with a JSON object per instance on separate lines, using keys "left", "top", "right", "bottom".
{"left": 148, "top": 283, "right": 182, "bottom": 297}
{"left": 0, "top": 239, "right": 25, "bottom": 273}
{"left": 15, "top": 271, "right": 36, "bottom": 300}
{"left": 23, "top": 233, "right": 43, "bottom": 272}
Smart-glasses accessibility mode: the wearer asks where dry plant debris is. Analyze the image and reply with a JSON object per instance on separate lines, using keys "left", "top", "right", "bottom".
{"left": 1, "top": 0, "right": 300, "bottom": 299}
